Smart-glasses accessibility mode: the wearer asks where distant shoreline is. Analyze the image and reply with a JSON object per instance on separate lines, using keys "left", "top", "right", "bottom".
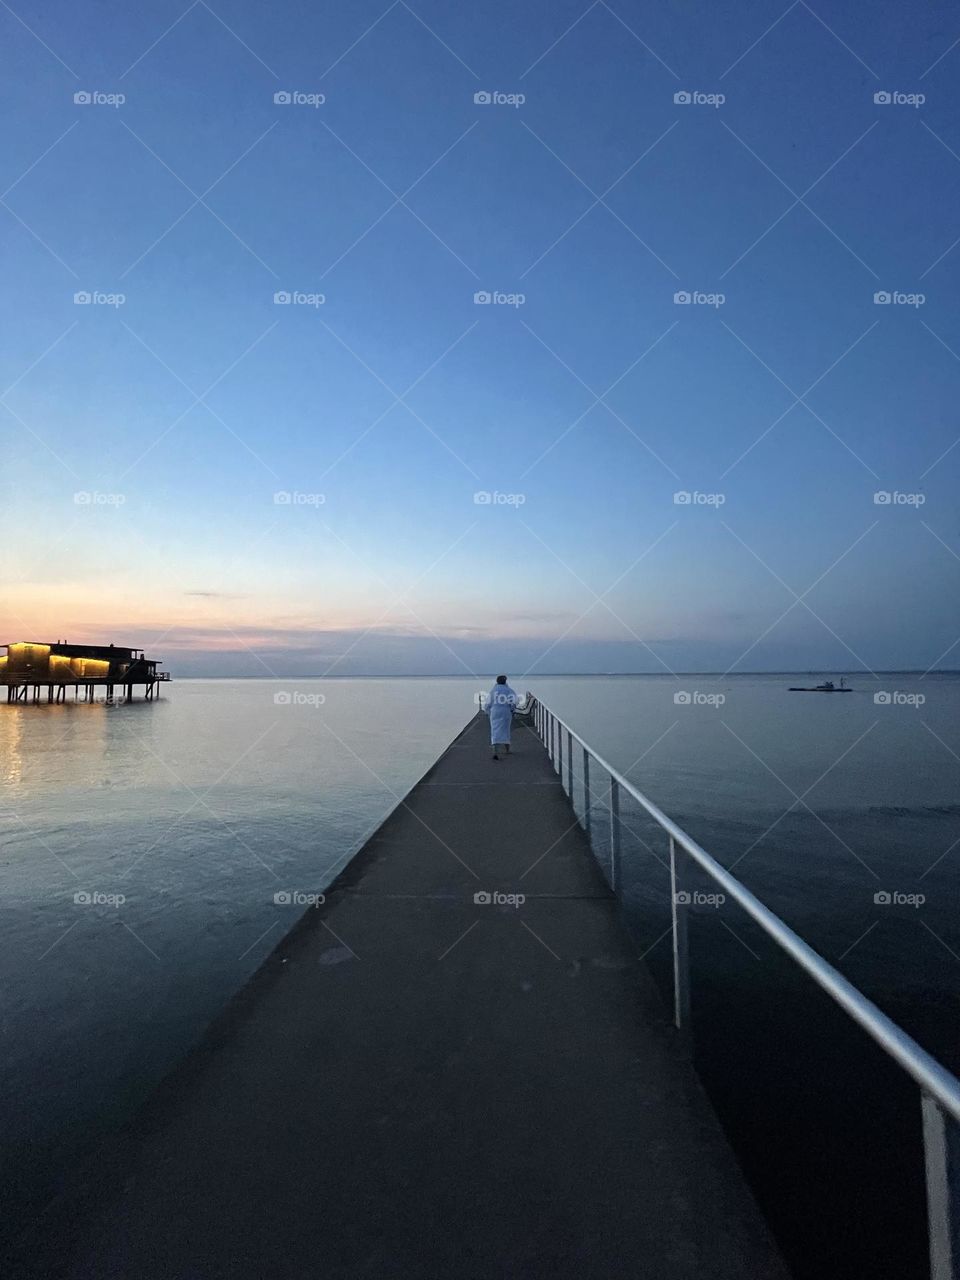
{"left": 161, "top": 670, "right": 960, "bottom": 680}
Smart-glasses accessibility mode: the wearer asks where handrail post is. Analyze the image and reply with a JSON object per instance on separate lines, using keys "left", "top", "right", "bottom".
{"left": 566, "top": 728, "right": 573, "bottom": 797}
{"left": 923, "top": 1093, "right": 960, "bottom": 1279}
{"left": 670, "top": 836, "right": 691, "bottom": 1033}
{"left": 609, "top": 777, "right": 621, "bottom": 891}
{"left": 583, "top": 747, "right": 591, "bottom": 838}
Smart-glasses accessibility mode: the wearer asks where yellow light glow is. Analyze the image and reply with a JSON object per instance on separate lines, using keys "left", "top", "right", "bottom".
{"left": 71, "top": 658, "right": 111, "bottom": 678}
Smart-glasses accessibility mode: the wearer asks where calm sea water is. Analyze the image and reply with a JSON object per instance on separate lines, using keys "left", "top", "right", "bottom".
{"left": 3, "top": 673, "right": 959, "bottom": 1268}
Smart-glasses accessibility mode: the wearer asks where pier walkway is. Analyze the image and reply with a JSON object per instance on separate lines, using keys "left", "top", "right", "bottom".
{"left": 55, "top": 713, "right": 785, "bottom": 1278}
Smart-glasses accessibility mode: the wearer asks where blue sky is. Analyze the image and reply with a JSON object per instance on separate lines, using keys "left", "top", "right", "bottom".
{"left": 2, "top": 0, "right": 959, "bottom": 675}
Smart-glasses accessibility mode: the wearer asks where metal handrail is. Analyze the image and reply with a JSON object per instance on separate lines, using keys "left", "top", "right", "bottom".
{"left": 528, "top": 694, "right": 960, "bottom": 1280}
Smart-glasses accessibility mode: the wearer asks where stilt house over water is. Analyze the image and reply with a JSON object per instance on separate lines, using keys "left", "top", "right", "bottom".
{"left": 0, "top": 641, "right": 170, "bottom": 703}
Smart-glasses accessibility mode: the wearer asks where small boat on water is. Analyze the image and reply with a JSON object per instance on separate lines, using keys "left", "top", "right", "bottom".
{"left": 788, "top": 677, "right": 851, "bottom": 693}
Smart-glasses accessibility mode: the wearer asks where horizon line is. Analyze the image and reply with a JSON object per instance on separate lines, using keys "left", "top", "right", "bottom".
{"left": 164, "top": 669, "right": 960, "bottom": 679}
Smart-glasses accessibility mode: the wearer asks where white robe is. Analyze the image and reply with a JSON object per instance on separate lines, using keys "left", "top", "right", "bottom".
{"left": 485, "top": 683, "right": 518, "bottom": 744}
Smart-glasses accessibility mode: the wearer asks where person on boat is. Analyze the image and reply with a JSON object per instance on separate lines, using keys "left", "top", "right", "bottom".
{"left": 484, "top": 675, "right": 519, "bottom": 761}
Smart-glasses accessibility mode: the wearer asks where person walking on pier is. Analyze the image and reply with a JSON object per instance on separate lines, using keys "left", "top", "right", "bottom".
{"left": 484, "top": 675, "right": 518, "bottom": 761}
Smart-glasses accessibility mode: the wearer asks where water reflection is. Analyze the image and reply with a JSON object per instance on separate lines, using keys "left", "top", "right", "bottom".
{"left": 0, "top": 701, "right": 118, "bottom": 796}
{"left": 0, "top": 707, "right": 24, "bottom": 785}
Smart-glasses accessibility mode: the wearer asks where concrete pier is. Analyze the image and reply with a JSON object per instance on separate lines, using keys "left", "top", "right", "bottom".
{"left": 50, "top": 713, "right": 786, "bottom": 1278}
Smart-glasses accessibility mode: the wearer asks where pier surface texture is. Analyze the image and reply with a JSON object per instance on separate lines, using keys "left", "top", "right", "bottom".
{"left": 55, "top": 714, "right": 786, "bottom": 1279}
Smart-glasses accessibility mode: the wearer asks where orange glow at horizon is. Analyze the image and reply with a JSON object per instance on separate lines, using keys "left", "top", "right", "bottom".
{"left": 2, "top": 583, "right": 632, "bottom": 654}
